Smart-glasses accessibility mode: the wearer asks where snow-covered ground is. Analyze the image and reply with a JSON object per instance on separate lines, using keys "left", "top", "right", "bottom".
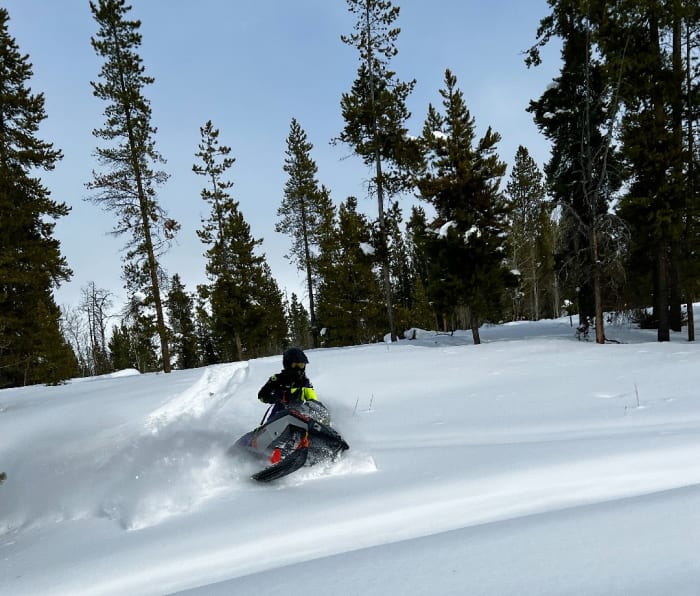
{"left": 1, "top": 315, "right": 700, "bottom": 595}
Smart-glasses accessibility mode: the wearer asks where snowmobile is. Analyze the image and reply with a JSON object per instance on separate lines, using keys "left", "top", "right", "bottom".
{"left": 229, "top": 399, "right": 349, "bottom": 482}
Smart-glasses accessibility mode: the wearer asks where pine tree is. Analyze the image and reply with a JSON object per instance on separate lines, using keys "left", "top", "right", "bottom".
{"left": 506, "top": 146, "right": 557, "bottom": 320}
{"left": 0, "top": 8, "right": 75, "bottom": 387}
{"left": 166, "top": 274, "right": 199, "bottom": 369}
{"left": 194, "top": 295, "right": 217, "bottom": 366}
{"left": 107, "top": 317, "right": 157, "bottom": 373}
{"left": 406, "top": 205, "right": 431, "bottom": 290}
{"left": 527, "top": 1, "right": 629, "bottom": 342}
{"left": 107, "top": 322, "right": 132, "bottom": 371}
{"left": 316, "top": 197, "right": 385, "bottom": 346}
{"left": 194, "top": 121, "right": 286, "bottom": 360}
{"left": 245, "top": 263, "right": 288, "bottom": 358}
{"left": 122, "top": 293, "right": 160, "bottom": 372}
{"left": 277, "top": 118, "right": 334, "bottom": 348}
{"left": 401, "top": 206, "right": 438, "bottom": 331}
{"left": 528, "top": 1, "right": 699, "bottom": 342}
{"left": 417, "top": 69, "right": 512, "bottom": 343}
{"left": 287, "top": 292, "right": 312, "bottom": 348}
{"left": 385, "top": 200, "right": 414, "bottom": 332}
{"left": 607, "top": 1, "right": 698, "bottom": 341}
{"left": 681, "top": 7, "right": 700, "bottom": 340}
{"left": 87, "top": 0, "right": 177, "bottom": 371}
{"left": 339, "top": 0, "right": 421, "bottom": 341}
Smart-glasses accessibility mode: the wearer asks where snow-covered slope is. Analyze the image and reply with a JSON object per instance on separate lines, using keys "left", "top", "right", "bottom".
{"left": 1, "top": 317, "right": 699, "bottom": 595}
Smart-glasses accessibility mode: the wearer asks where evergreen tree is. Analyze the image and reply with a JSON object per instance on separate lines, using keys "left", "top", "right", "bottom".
{"left": 608, "top": 1, "right": 698, "bottom": 340}
{"left": 87, "top": 0, "right": 177, "bottom": 370}
{"left": 506, "top": 146, "right": 557, "bottom": 320}
{"left": 194, "top": 295, "right": 217, "bottom": 366}
{"left": 406, "top": 205, "right": 431, "bottom": 290}
{"left": 107, "top": 322, "right": 131, "bottom": 371}
{"left": 194, "top": 121, "right": 286, "bottom": 360}
{"left": 193, "top": 120, "right": 235, "bottom": 256}
{"left": 385, "top": 200, "right": 414, "bottom": 332}
{"left": 416, "top": 69, "right": 512, "bottom": 344}
{"left": 245, "top": 263, "right": 288, "bottom": 358}
{"left": 528, "top": 1, "right": 697, "bottom": 341}
{"left": 32, "top": 301, "right": 79, "bottom": 384}
{"left": 201, "top": 204, "right": 263, "bottom": 362}
{"left": 108, "top": 317, "right": 157, "bottom": 373}
{"left": 166, "top": 274, "right": 199, "bottom": 369}
{"left": 527, "top": 1, "right": 628, "bottom": 342}
{"left": 287, "top": 292, "right": 312, "bottom": 348}
{"left": 316, "top": 197, "right": 385, "bottom": 346}
{"left": 0, "top": 8, "right": 74, "bottom": 387}
{"left": 277, "top": 118, "right": 334, "bottom": 348}
{"left": 404, "top": 205, "right": 437, "bottom": 330}
{"left": 681, "top": 5, "right": 700, "bottom": 339}
{"left": 339, "top": 0, "right": 421, "bottom": 341}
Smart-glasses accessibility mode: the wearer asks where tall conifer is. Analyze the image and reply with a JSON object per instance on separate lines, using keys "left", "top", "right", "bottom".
{"left": 194, "top": 121, "right": 286, "bottom": 360}
{"left": 506, "top": 146, "right": 557, "bottom": 320}
{"left": 417, "top": 69, "right": 511, "bottom": 343}
{"left": 88, "top": 0, "right": 177, "bottom": 370}
{"left": 339, "top": 0, "right": 420, "bottom": 341}
{"left": 316, "top": 197, "right": 384, "bottom": 346}
{"left": 287, "top": 293, "right": 312, "bottom": 348}
{"left": 0, "top": 8, "right": 74, "bottom": 387}
{"left": 166, "top": 274, "right": 198, "bottom": 370}
{"left": 277, "top": 118, "right": 334, "bottom": 348}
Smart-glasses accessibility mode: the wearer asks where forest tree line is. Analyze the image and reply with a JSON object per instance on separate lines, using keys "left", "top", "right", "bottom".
{"left": 1, "top": 0, "right": 699, "bottom": 388}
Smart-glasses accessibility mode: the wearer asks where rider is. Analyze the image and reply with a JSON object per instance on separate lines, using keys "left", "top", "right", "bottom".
{"left": 258, "top": 347, "right": 318, "bottom": 416}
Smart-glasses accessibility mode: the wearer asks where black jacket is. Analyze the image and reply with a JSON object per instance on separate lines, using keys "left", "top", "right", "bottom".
{"left": 257, "top": 370, "right": 317, "bottom": 406}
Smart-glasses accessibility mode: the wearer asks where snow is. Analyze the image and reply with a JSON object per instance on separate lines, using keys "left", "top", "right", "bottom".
{"left": 359, "top": 242, "right": 375, "bottom": 255}
{"left": 464, "top": 224, "right": 480, "bottom": 241}
{"left": 2, "top": 315, "right": 700, "bottom": 595}
{"left": 437, "top": 220, "right": 457, "bottom": 237}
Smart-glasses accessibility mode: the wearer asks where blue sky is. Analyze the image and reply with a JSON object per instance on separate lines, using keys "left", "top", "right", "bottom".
{"left": 4, "top": 0, "right": 560, "bottom": 314}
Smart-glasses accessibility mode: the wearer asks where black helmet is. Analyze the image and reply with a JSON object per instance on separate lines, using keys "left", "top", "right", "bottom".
{"left": 283, "top": 347, "right": 308, "bottom": 370}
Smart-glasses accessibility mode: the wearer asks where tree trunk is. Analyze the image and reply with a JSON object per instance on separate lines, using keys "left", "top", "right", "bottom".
{"left": 656, "top": 248, "right": 670, "bottom": 342}
{"left": 235, "top": 332, "right": 243, "bottom": 362}
{"left": 650, "top": 11, "right": 670, "bottom": 343}
{"left": 687, "top": 296, "right": 695, "bottom": 342}
{"left": 470, "top": 311, "right": 481, "bottom": 345}
{"left": 531, "top": 246, "right": 539, "bottom": 320}
{"left": 685, "top": 14, "right": 696, "bottom": 342}
{"left": 365, "top": 3, "right": 396, "bottom": 342}
{"left": 375, "top": 155, "right": 396, "bottom": 342}
{"left": 129, "top": 182, "right": 170, "bottom": 371}
{"left": 592, "top": 227, "right": 605, "bottom": 344}
{"left": 669, "top": 252, "right": 682, "bottom": 332}
{"left": 300, "top": 196, "right": 318, "bottom": 348}
{"left": 141, "top": 213, "right": 171, "bottom": 371}
{"left": 668, "top": 6, "right": 683, "bottom": 334}
{"left": 114, "top": 32, "right": 171, "bottom": 373}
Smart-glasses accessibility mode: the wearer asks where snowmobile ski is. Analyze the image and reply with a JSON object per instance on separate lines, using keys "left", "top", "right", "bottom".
{"left": 251, "top": 434, "right": 309, "bottom": 482}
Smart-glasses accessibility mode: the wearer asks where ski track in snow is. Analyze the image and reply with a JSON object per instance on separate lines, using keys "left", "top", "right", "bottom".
{"left": 102, "top": 363, "right": 251, "bottom": 530}
{"left": 0, "top": 364, "right": 251, "bottom": 534}
{"left": 145, "top": 363, "right": 247, "bottom": 434}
